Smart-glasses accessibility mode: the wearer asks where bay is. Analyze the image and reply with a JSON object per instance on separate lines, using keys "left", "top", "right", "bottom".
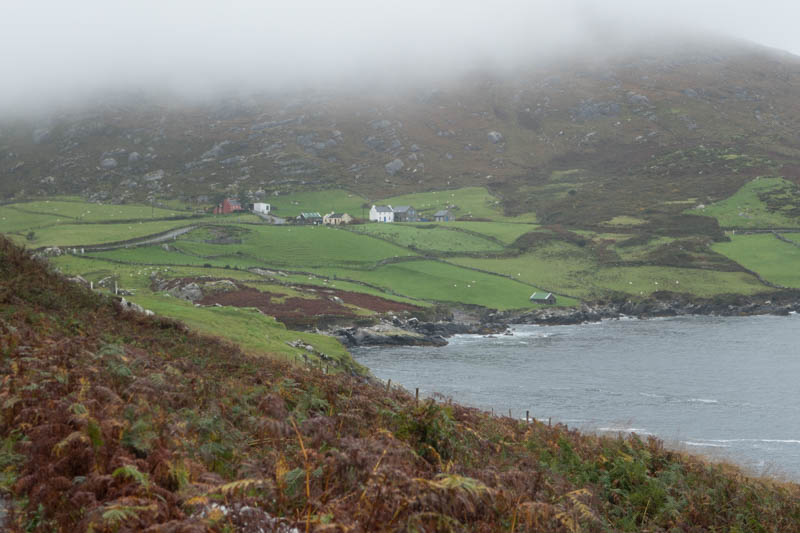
{"left": 353, "top": 314, "right": 800, "bottom": 479}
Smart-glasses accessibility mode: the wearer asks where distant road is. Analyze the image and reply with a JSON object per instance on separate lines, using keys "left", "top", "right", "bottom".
{"left": 47, "top": 225, "right": 198, "bottom": 253}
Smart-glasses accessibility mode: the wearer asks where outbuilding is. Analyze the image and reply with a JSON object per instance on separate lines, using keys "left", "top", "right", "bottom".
{"left": 434, "top": 209, "right": 454, "bottom": 222}
{"left": 530, "top": 292, "right": 557, "bottom": 305}
{"left": 253, "top": 202, "right": 271, "bottom": 214}
{"left": 297, "top": 212, "right": 323, "bottom": 225}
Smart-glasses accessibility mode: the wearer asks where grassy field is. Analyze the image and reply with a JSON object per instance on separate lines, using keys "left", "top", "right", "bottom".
{"left": 6, "top": 198, "right": 189, "bottom": 221}
{"left": 453, "top": 241, "right": 766, "bottom": 299}
{"left": 15, "top": 220, "right": 206, "bottom": 248}
{"left": 302, "top": 259, "right": 565, "bottom": 310}
{"left": 349, "top": 223, "right": 505, "bottom": 253}
{"left": 696, "top": 177, "right": 800, "bottom": 228}
{"left": 713, "top": 233, "right": 800, "bottom": 288}
{"left": 268, "top": 188, "right": 368, "bottom": 218}
{"left": 0, "top": 206, "right": 65, "bottom": 232}
{"left": 173, "top": 224, "right": 416, "bottom": 268}
{"left": 130, "top": 293, "right": 355, "bottom": 367}
{"left": 3, "top": 192, "right": 791, "bottom": 338}
{"left": 444, "top": 221, "right": 539, "bottom": 244}
{"left": 380, "top": 186, "right": 538, "bottom": 222}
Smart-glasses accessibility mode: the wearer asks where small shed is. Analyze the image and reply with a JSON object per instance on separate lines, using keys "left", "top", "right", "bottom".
{"left": 434, "top": 209, "right": 454, "bottom": 222}
{"left": 253, "top": 202, "right": 271, "bottom": 214}
{"left": 393, "top": 205, "right": 417, "bottom": 222}
{"left": 297, "top": 212, "right": 323, "bottom": 225}
{"left": 530, "top": 292, "right": 557, "bottom": 305}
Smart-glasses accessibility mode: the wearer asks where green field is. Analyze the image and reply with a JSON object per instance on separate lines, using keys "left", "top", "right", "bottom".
{"left": 268, "top": 189, "right": 368, "bottom": 218}
{"left": 452, "top": 241, "right": 766, "bottom": 299}
{"left": 172, "top": 224, "right": 415, "bottom": 268}
{"left": 5, "top": 193, "right": 793, "bottom": 363}
{"left": 380, "top": 187, "right": 538, "bottom": 222}
{"left": 0, "top": 206, "right": 65, "bottom": 232}
{"left": 6, "top": 198, "right": 188, "bottom": 221}
{"left": 443, "top": 221, "right": 539, "bottom": 244}
{"left": 129, "top": 293, "right": 355, "bottom": 368}
{"left": 301, "top": 259, "right": 562, "bottom": 310}
{"left": 349, "top": 223, "right": 505, "bottom": 253}
{"left": 17, "top": 220, "right": 206, "bottom": 248}
{"left": 696, "top": 177, "right": 800, "bottom": 228}
{"left": 713, "top": 233, "right": 800, "bottom": 288}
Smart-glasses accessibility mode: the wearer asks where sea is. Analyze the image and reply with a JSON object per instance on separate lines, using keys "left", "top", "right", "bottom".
{"left": 352, "top": 313, "right": 800, "bottom": 479}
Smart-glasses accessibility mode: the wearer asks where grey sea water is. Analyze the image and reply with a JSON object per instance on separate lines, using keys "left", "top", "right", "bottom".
{"left": 352, "top": 314, "right": 800, "bottom": 479}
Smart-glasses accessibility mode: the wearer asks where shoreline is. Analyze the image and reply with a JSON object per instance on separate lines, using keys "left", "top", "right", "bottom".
{"left": 333, "top": 290, "right": 800, "bottom": 348}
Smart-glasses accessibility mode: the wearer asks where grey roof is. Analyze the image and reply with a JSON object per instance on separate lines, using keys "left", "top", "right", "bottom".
{"left": 393, "top": 205, "right": 413, "bottom": 213}
{"left": 328, "top": 213, "right": 346, "bottom": 218}
{"left": 434, "top": 210, "right": 451, "bottom": 217}
{"left": 373, "top": 205, "right": 393, "bottom": 213}
{"left": 300, "top": 212, "right": 322, "bottom": 218}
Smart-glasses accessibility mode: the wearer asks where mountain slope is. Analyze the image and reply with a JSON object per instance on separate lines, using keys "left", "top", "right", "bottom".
{"left": 2, "top": 39, "right": 799, "bottom": 236}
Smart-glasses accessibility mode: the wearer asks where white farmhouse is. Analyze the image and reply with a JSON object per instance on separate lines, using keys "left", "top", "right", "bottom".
{"left": 369, "top": 205, "right": 394, "bottom": 223}
{"left": 253, "top": 202, "right": 271, "bottom": 214}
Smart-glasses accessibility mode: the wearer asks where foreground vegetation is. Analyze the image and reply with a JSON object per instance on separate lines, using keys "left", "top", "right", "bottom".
{"left": 2, "top": 235, "right": 800, "bottom": 531}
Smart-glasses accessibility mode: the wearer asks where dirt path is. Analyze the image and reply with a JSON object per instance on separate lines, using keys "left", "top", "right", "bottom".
{"left": 64, "top": 225, "right": 198, "bottom": 252}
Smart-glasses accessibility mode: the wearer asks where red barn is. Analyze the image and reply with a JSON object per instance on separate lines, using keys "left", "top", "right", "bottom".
{"left": 213, "top": 198, "right": 243, "bottom": 215}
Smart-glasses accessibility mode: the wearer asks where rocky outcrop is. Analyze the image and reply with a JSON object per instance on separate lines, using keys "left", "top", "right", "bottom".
{"left": 384, "top": 158, "right": 404, "bottom": 175}
{"left": 334, "top": 324, "right": 448, "bottom": 347}
{"left": 332, "top": 316, "right": 508, "bottom": 347}
{"left": 498, "top": 291, "right": 800, "bottom": 326}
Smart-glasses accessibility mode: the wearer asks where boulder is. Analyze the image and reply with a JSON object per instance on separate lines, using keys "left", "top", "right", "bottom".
{"left": 487, "top": 131, "right": 504, "bottom": 143}
{"left": 384, "top": 158, "right": 404, "bottom": 175}
{"left": 100, "top": 158, "right": 118, "bottom": 170}
{"left": 171, "top": 282, "right": 203, "bottom": 301}
{"left": 32, "top": 128, "right": 51, "bottom": 144}
{"left": 201, "top": 141, "right": 230, "bottom": 160}
{"left": 128, "top": 151, "right": 142, "bottom": 164}
{"left": 143, "top": 169, "right": 164, "bottom": 181}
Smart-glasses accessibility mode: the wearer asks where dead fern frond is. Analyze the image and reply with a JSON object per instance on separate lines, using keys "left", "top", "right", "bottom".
{"left": 423, "top": 473, "right": 490, "bottom": 496}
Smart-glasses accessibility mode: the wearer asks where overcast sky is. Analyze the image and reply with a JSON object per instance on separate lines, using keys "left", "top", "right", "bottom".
{"left": 2, "top": 0, "right": 799, "bottom": 114}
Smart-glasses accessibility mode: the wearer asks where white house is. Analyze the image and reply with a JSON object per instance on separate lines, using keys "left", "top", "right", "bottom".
{"left": 369, "top": 205, "right": 394, "bottom": 223}
{"left": 253, "top": 202, "right": 271, "bottom": 214}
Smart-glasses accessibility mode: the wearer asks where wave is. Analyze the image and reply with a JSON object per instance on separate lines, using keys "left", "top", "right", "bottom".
{"left": 686, "top": 398, "right": 719, "bottom": 404}
{"left": 684, "top": 441, "right": 730, "bottom": 448}
{"left": 597, "top": 427, "right": 652, "bottom": 435}
{"left": 703, "top": 438, "right": 800, "bottom": 445}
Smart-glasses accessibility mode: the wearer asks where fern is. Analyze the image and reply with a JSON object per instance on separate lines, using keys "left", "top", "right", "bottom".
{"left": 52, "top": 431, "right": 89, "bottom": 457}
{"left": 425, "top": 474, "right": 489, "bottom": 496}
{"left": 112, "top": 464, "right": 150, "bottom": 490}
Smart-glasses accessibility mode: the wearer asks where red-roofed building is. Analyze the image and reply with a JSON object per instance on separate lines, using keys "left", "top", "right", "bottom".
{"left": 213, "top": 198, "right": 243, "bottom": 215}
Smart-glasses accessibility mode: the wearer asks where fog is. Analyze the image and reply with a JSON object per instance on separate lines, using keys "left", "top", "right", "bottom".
{"left": 2, "top": 0, "right": 799, "bottom": 115}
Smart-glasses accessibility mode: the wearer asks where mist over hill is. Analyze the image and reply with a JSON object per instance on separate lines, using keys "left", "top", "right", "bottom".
{"left": 2, "top": 36, "right": 799, "bottom": 236}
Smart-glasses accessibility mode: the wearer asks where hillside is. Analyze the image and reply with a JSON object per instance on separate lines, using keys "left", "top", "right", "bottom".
{"left": 2, "top": 235, "right": 800, "bottom": 531}
{"left": 3, "top": 40, "right": 800, "bottom": 233}
{"left": 2, "top": 39, "right": 800, "bottom": 318}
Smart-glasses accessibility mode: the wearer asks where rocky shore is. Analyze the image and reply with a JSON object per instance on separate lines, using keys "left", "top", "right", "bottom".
{"left": 500, "top": 291, "right": 800, "bottom": 326}
{"left": 334, "top": 290, "right": 800, "bottom": 348}
{"left": 332, "top": 316, "right": 507, "bottom": 348}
